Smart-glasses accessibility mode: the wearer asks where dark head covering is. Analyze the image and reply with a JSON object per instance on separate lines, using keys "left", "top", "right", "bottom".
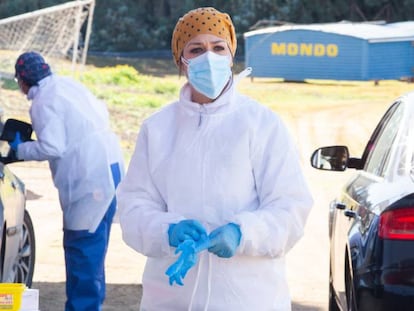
{"left": 15, "top": 51, "right": 52, "bottom": 86}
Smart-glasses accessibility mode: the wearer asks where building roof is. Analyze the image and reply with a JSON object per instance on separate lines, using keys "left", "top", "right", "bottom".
{"left": 244, "top": 21, "right": 414, "bottom": 43}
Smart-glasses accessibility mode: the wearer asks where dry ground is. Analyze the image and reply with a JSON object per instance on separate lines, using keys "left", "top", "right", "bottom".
{"left": 2, "top": 75, "right": 414, "bottom": 310}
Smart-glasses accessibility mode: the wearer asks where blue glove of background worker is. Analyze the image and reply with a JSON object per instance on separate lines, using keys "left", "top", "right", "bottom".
{"left": 168, "top": 219, "right": 208, "bottom": 248}
{"left": 208, "top": 223, "right": 241, "bottom": 258}
{"left": 9, "top": 132, "right": 22, "bottom": 152}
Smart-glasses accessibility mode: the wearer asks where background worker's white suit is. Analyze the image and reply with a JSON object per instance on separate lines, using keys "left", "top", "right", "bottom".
{"left": 17, "top": 75, "right": 123, "bottom": 232}
{"left": 15, "top": 69, "right": 124, "bottom": 311}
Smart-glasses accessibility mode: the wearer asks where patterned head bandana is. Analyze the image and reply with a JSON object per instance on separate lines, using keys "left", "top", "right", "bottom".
{"left": 15, "top": 51, "right": 52, "bottom": 86}
{"left": 171, "top": 7, "right": 237, "bottom": 67}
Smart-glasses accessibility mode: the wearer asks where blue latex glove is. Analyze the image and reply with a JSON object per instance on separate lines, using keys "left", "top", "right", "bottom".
{"left": 208, "top": 223, "right": 241, "bottom": 258}
{"left": 9, "top": 132, "right": 22, "bottom": 152}
{"left": 168, "top": 219, "right": 207, "bottom": 248}
{"left": 166, "top": 237, "right": 211, "bottom": 286}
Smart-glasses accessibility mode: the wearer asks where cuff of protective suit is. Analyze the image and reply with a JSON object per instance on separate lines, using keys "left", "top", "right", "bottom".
{"left": 162, "top": 222, "right": 176, "bottom": 255}
{"left": 235, "top": 225, "right": 245, "bottom": 256}
{"left": 14, "top": 146, "right": 21, "bottom": 160}
{"left": 15, "top": 144, "right": 24, "bottom": 160}
{"left": 233, "top": 211, "right": 275, "bottom": 256}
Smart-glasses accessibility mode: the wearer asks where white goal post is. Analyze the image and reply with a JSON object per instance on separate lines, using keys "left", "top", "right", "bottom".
{"left": 0, "top": 0, "right": 95, "bottom": 77}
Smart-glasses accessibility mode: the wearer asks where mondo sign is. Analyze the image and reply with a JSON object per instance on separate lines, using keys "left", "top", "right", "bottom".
{"left": 271, "top": 42, "right": 339, "bottom": 57}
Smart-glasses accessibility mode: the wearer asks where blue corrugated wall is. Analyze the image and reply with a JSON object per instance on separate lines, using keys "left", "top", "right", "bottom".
{"left": 367, "top": 41, "right": 414, "bottom": 80}
{"left": 245, "top": 29, "right": 414, "bottom": 81}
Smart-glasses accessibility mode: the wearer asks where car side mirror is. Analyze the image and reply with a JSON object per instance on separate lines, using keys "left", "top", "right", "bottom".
{"left": 310, "top": 146, "right": 350, "bottom": 171}
{"left": 0, "top": 118, "right": 33, "bottom": 142}
{"left": 0, "top": 118, "right": 33, "bottom": 164}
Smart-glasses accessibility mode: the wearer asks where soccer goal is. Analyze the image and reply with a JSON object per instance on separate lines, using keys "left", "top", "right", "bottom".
{"left": 0, "top": 0, "right": 95, "bottom": 78}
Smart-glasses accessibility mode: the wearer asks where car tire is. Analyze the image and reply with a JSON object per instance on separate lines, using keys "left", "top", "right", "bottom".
{"left": 14, "top": 210, "right": 36, "bottom": 287}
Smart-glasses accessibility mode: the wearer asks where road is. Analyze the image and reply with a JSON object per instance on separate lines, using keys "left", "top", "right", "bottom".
{"left": 8, "top": 100, "right": 384, "bottom": 310}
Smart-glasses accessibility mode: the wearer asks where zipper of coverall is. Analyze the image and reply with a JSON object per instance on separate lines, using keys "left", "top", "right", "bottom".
{"left": 198, "top": 103, "right": 207, "bottom": 127}
{"left": 188, "top": 70, "right": 254, "bottom": 309}
{"left": 196, "top": 69, "right": 251, "bottom": 128}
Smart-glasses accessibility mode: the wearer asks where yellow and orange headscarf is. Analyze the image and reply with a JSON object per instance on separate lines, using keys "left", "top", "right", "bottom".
{"left": 171, "top": 7, "right": 237, "bottom": 67}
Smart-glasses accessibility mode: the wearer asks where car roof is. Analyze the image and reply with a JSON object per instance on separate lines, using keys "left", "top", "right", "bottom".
{"left": 396, "top": 91, "right": 414, "bottom": 112}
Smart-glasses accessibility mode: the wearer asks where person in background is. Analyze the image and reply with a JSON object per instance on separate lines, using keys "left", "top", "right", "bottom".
{"left": 116, "top": 7, "right": 313, "bottom": 311}
{"left": 11, "top": 51, "right": 124, "bottom": 311}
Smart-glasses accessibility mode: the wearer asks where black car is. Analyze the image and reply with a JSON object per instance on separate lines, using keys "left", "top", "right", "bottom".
{"left": 310, "top": 91, "right": 414, "bottom": 311}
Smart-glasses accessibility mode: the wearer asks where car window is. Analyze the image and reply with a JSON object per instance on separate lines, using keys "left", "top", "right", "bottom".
{"left": 396, "top": 110, "right": 414, "bottom": 177}
{"left": 364, "top": 102, "right": 404, "bottom": 177}
{"left": 411, "top": 152, "right": 414, "bottom": 180}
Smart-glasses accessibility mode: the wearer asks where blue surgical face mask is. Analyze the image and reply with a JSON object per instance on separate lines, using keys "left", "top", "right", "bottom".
{"left": 182, "top": 51, "right": 232, "bottom": 99}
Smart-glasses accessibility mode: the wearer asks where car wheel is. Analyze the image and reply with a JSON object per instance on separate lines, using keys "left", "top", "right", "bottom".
{"left": 13, "top": 210, "right": 35, "bottom": 287}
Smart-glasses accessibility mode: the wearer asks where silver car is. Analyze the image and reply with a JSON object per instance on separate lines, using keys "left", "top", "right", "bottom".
{"left": 0, "top": 110, "right": 35, "bottom": 287}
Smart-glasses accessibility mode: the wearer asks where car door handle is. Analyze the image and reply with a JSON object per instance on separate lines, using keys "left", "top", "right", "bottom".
{"left": 335, "top": 202, "right": 347, "bottom": 210}
{"left": 344, "top": 210, "right": 358, "bottom": 219}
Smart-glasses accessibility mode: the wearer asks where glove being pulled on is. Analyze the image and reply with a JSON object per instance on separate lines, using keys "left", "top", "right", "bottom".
{"left": 208, "top": 223, "right": 241, "bottom": 258}
{"left": 166, "top": 237, "right": 211, "bottom": 286}
{"left": 9, "top": 132, "right": 22, "bottom": 152}
{"left": 168, "top": 219, "right": 207, "bottom": 248}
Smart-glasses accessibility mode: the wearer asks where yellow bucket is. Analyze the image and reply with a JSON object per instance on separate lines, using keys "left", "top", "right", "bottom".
{"left": 0, "top": 283, "right": 25, "bottom": 310}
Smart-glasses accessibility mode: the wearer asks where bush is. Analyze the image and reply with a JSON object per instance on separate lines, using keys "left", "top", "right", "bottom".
{"left": 77, "top": 65, "right": 180, "bottom": 108}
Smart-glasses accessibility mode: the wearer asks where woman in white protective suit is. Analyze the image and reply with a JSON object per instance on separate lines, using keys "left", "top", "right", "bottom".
{"left": 117, "top": 7, "right": 313, "bottom": 311}
{"left": 11, "top": 51, "right": 124, "bottom": 311}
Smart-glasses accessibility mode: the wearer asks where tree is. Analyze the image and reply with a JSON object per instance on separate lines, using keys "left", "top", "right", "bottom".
{"left": 1, "top": 0, "right": 414, "bottom": 53}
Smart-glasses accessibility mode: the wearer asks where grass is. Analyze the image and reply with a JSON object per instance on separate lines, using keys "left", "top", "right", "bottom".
{"left": 1, "top": 56, "right": 414, "bottom": 161}
{"left": 78, "top": 65, "right": 179, "bottom": 108}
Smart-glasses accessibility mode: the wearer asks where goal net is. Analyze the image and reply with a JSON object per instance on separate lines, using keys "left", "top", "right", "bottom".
{"left": 0, "top": 0, "right": 95, "bottom": 78}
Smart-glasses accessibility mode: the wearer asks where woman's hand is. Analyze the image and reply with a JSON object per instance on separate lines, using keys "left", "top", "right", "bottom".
{"left": 208, "top": 223, "right": 241, "bottom": 258}
{"left": 168, "top": 219, "right": 207, "bottom": 247}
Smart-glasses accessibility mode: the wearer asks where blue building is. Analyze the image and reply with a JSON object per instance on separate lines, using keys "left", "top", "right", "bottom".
{"left": 244, "top": 21, "right": 414, "bottom": 81}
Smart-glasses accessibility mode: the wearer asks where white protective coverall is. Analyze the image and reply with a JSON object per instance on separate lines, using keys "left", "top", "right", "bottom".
{"left": 17, "top": 75, "right": 124, "bottom": 233}
{"left": 117, "top": 77, "right": 313, "bottom": 311}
